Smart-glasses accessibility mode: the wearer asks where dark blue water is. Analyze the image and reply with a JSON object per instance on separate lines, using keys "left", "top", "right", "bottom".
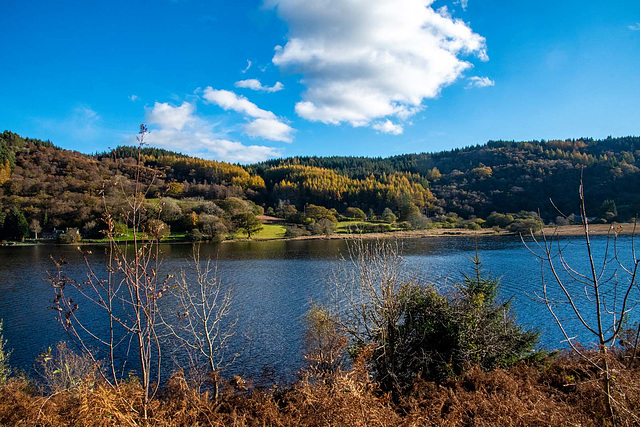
{"left": 0, "top": 234, "right": 638, "bottom": 380}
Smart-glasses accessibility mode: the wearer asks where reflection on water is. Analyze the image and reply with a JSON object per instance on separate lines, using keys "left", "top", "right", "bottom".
{"left": 0, "top": 234, "right": 637, "bottom": 380}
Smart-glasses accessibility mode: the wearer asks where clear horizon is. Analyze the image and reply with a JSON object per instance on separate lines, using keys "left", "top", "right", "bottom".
{"left": 2, "top": 0, "right": 639, "bottom": 163}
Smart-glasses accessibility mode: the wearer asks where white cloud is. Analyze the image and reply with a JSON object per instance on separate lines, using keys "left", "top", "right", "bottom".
{"left": 146, "top": 129, "right": 280, "bottom": 163}
{"left": 203, "top": 88, "right": 275, "bottom": 119}
{"left": 144, "top": 101, "right": 281, "bottom": 163}
{"left": 202, "top": 87, "right": 295, "bottom": 142}
{"left": 372, "top": 120, "right": 404, "bottom": 135}
{"left": 244, "top": 118, "right": 294, "bottom": 142}
{"left": 146, "top": 102, "right": 195, "bottom": 130}
{"left": 466, "top": 76, "right": 495, "bottom": 88}
{"left": 242, "top": 60, "right": 252, "bottom": 73}
{"left": 629, "top": 23, "right": 640, "bottom": 31}
{"left": 457, "top": 0, "right": 469, "bottom": 11}
{"left": 266, "top": 0, "right": 487, "bottom": 133}
{"left": 206, "top": 138, "right": 281, "bottom": 163}
{"left": 235, "top": 79, "right": 284, "bottom": 92}
{"left": 129, "top": 95, "right": 139, "bottom": 102}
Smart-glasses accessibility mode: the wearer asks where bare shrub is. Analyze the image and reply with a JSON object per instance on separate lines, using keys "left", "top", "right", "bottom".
{"left": 526, "top": 175, "right": 640, "bottom": 421}
{"left": 161, "top": 245, "right": 238, "bottom": 400}
{"left": 302, "top": 305, "right": 348, "bottom": 377}
{"left": 50, "top": 125, "right": 169, "bottom": 420}
{"left": 36, "top": 342, "right": 96, "bottom": 394}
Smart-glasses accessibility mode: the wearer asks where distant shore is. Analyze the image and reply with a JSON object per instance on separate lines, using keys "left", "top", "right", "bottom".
{"left": 238, "top": 222, "right": 638, "bottom": 243}
{"left": 246, "top": 228, "right": 504, "bottom": 243}
{"left": 540, "top": 223, "right": 636, "bottom": 236}
{"left": 3, "top": 223, "right": 635, "bottom": 247}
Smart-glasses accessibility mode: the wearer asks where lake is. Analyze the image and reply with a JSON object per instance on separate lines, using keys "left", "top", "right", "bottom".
{"left": 0, "top": 234, "right": 638, "bottom": 381}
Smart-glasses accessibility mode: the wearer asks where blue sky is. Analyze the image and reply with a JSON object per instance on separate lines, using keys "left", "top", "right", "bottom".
{"left": 1, "top": 0, "right": 639, "bottom": 163}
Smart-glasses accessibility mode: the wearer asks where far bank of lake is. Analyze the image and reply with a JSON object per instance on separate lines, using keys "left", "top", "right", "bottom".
{"left": 5, "top": 222, "right": 635, "bottom": 247}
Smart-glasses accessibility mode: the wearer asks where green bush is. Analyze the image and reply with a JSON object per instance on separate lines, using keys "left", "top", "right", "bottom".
{"left": 381, "top": 208, "right": 397, "bottom": 224}
{"left": 58, "top": 228, "right": 81, "bottom": 244}
{"left": 463, "top": 221, "right": 481, "bottom": 230}
{"left": 349, "top": 256, "right": 538, "bottom": 393}
{"left": 344, "top": 207, "right": 367, "bottom": 220}
{"left": 507, "top": 218, "right": 543, "bottom": 234}
{"left": 486, "top": 212, "right": 515, "bottom": 228}
{"left": 37, "top": 342, "right": 95, "bottom": 394}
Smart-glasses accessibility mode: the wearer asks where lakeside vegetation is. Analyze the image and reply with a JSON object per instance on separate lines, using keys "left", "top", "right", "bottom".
{"left": 2, "top": 333, "right": 639, "bottom": 425}
{"left": 1, "top": 237, "right": 640, "bottom": 425}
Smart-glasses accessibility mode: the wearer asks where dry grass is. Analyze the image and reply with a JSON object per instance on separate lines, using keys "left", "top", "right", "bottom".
{"left": 1, "top": 352, "right": 639, "bottom": 426}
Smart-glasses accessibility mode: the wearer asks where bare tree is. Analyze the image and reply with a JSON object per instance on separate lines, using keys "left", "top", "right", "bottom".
{"left": 525, "top": 176, "right": 640, "bottom": 421}
{"left": 328, "top": 238, "right": 408, "bottom": 391}
{"left": 29, "top": 219, "right": 41, "bottom": 240}
{"left": 161, "top": 245, "right": 238, "bottom": 400}
{"left": 51, "top": 125, "right": 168, "bottom": 420}
{"left": 330, "top": 238, "right": 404, "bottom": 345}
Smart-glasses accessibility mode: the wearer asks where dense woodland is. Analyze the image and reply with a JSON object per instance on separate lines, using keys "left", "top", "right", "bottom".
{"left": 1, "top": 129, "right": 639, "bottom": 241}
{"left": 257, "top": 136, "right": 640, "bottom": 219}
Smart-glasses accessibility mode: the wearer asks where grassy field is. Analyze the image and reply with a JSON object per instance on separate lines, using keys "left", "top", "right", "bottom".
{"left": 336, "top": 220, "right": 365, "bottom": 232}
{"left": 235, "top": 223, "right": 287, "bottom": 240}
{"left": 162, "top": 232, "right": 187, "bottom": 242}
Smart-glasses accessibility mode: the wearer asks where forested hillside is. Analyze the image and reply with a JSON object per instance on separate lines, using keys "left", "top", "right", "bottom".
{"left": 1, "top": 129, "right": 639, "bottom": 241}
{"left": 257, "top": 136, "right": 640, "bottom": 220}
{"left": 0, "top": 131, "right": 267, "bottom": 241}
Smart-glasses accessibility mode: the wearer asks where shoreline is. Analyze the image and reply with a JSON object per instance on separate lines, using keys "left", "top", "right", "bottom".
{"left": 230, "top": 222, "right": 636, "bottom": 243}
{"left": 539, "top": 223, "right": 636, "bottom": 236}
{"left": 4, "top": 223, "right": 634, "bottom": 247}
